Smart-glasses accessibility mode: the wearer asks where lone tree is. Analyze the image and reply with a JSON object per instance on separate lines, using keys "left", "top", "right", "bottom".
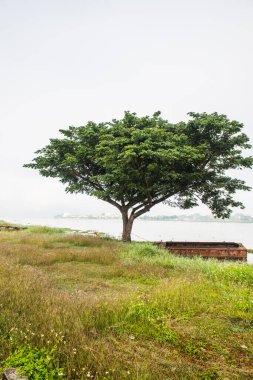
{"left": 25, "top": 111, "right": 253, "bottom": 241}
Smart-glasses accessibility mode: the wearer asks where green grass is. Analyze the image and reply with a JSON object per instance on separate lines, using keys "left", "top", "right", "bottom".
{"left": 27, "top": 225, "right": 66, "bottom": 235}
{"left": 0, "top": 224, "right": 252, "bottom": 379}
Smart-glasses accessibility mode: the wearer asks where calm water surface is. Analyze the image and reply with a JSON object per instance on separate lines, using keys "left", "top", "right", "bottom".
{"left": 5, "top": 217, "right": 253, "bottom": 263}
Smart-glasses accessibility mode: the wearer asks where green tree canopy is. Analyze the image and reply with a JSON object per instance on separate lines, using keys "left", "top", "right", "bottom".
{"left": 24, "top": 111, "right": 253, "bottom": 241}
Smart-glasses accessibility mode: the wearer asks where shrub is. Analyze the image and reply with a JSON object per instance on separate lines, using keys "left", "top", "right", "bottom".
{"left": 0, "top": 344, "right": 64, "bottom": 380}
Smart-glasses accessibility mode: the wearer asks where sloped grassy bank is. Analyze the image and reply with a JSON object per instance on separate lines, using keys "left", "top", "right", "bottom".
{"left": 0, "top": 225, "right": 252, "bottom": 379}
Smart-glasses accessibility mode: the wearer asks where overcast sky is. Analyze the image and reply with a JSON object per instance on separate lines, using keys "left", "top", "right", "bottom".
{"left": 0, "top": 0, "right": 252, "bottom": 219}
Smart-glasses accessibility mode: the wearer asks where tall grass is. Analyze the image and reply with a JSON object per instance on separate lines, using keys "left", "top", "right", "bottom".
{"left": 0, "top": 227, "right": 252, "bottom": 379}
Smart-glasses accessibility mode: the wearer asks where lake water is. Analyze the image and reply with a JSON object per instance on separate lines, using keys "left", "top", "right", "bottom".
{"left": 6, "top": 217, "right": 253, "bottom": 263}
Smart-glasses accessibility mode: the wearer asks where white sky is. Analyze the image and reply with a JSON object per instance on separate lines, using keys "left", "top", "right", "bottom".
{"left": 0, "top": 0, "right": 252, "bottom": 218}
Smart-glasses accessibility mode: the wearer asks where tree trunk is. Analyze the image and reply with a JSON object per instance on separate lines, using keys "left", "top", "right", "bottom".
{"left": 121, "top": 211, "right": 134, "bottom": 242}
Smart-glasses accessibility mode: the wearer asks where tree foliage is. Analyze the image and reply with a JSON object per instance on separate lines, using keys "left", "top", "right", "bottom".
{"left": 24, "top": 111, "right": 253, "bottom": 241}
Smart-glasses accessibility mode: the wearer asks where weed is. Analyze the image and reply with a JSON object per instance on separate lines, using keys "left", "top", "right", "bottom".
{"left": 1, "top": 344, "right": 64, "bottom": 380}
{"left": 197, "top": 368, "right": 220, "bottom": 379}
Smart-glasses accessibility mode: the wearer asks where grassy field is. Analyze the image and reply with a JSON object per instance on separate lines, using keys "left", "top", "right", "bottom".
{"left": 0, "top": 224, "right": 253, "bottom": 379}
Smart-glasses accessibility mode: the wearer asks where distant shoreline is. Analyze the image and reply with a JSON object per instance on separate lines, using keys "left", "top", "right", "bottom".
{"left": 55, "top": 214, "right": 253, "bottom": 223}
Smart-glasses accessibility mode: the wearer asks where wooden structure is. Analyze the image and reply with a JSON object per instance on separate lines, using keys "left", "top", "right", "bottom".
{"left": 155, "top": 241, "right": 247, "bottom": 261}
{"left": 0, "top": 226, "right": 23, "bottom": 231}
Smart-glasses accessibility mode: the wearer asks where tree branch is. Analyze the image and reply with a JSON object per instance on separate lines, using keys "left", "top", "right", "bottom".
{"left": 73, "top": 169, "right": 122, "bottom": 210}
{"left": 131, "top": 192, "right": 175, "bottom": 219}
